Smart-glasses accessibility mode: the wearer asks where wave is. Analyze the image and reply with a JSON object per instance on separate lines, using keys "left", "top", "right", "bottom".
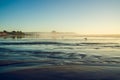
{"left": 0, "top": 41, "right": 118, "bottom": 46}
{"left": 0, "top": 47, "right": 120, "bottom": 65}
{"left": 102, "top": 45, "right": 120, "bottom": 48}
{"left": 0, "top": 48, "right": 12, "bottom": 52}
{"left": 0, "top": 42, "right": 71, "bottom": 45}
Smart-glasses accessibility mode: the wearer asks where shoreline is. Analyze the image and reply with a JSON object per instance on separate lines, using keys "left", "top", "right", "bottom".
{"left": 0, "top": 65, "right": 120, "bottom": 80}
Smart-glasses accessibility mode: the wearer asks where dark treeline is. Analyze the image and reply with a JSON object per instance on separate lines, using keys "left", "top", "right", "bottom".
{"left": 0, "top": 30, "right": 26, "bottom": 39}
{"left": 0, "top": 30, "right": 25, "bottom": 36}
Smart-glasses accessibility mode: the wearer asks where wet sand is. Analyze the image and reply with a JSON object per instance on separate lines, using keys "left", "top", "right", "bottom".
{"left": 0, "top": 65, "right": 120, "bottom": 80}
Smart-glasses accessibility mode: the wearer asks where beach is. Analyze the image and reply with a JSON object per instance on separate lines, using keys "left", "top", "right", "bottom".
{"left": 0, "top": 37, "right": 120, "bottom": 80}
{"left": 1, "top": 0, "right": 120, "bottom": 79}
{"left": 0, "top": 65, "right": 120, "bottom": 80}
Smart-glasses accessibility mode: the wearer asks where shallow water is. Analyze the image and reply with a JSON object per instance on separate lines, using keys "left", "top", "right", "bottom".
{"left": 0, "top": 36, "right": 120, "bottom": 73}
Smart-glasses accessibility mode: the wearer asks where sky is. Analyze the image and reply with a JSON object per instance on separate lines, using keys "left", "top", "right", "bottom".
{"left": 0, "top": 0, "right": 120, "bottom": 34}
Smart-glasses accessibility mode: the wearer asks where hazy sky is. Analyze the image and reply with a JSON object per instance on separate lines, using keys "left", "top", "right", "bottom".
{"left": 0, "top": 0, "right": 120, "bottom": 34}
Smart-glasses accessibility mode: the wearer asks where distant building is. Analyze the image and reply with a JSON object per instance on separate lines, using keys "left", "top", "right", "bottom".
{"left": 51, "top": 30, "right": 57, "bottom": 34}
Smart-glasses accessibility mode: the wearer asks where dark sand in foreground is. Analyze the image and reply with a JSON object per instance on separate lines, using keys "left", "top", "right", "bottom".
{"left": 0, "top": 65, "right": 120, "bottom": 80}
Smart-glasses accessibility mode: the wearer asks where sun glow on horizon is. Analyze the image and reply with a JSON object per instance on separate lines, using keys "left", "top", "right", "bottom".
{"left": 0, "top": 0, "right": 120, "bottom": 34}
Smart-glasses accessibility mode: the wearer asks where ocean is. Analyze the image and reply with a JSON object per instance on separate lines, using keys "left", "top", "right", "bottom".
{"left": 0, "top": 36, "right": 120, "bottom": 73}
